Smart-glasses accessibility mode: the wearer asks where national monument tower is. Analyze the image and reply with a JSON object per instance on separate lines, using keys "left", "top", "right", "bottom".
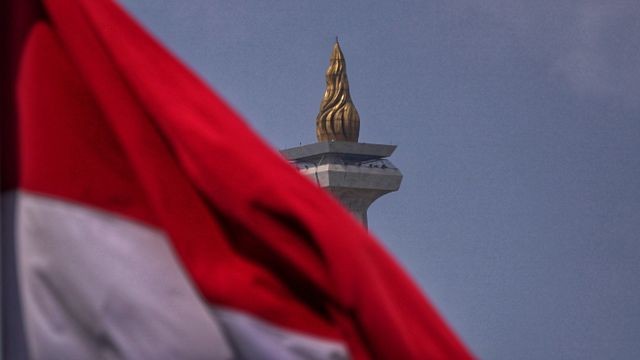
{"left": 281, "top": 40, "right": 402, "bottom": 227}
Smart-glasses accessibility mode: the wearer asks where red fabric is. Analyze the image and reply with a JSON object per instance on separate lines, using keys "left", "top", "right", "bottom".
{"left": 0, "top": 0, "right": 42, "bottom": 191}
{"left": 10, "top": 0, "right": 474, "bottom": 358}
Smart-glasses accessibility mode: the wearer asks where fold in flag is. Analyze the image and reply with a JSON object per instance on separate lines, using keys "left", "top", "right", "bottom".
{"left": 1, "top": 0, "right": 473, "bottom": 358}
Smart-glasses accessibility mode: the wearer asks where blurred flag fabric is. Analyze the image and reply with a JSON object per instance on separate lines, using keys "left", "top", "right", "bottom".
{"left": 1, "top": 0, "right": 473, "bottom": 359}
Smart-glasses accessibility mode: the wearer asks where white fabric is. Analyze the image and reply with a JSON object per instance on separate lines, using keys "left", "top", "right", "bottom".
{"left": 16, "top": 191, "right": 233, "bottom": 360}
{"left": 214, "top": 307, "right": 349, "bottom": 360}
{"left": 14, "top": 192, "right": 350, "bottom": 360}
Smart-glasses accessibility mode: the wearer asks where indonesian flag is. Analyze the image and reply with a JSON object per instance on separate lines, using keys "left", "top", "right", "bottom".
{"left": 1, "top": 0, "right": 474, "bottom": 359}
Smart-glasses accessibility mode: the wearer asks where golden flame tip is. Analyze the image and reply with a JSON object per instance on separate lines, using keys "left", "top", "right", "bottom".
{"left": 315, "top": 41, "right": 360, "bottom": 142}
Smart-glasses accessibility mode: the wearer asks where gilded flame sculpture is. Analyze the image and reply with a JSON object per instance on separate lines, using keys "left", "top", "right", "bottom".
{"left": 316, "top": 40, "right": 360, "bottom": 142}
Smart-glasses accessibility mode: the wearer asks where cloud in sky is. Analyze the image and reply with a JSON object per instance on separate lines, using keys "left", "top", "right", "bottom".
{"left": 556, "top": 2, "right": 640, "bottom": 105}
{"left": 455, "top": 0, "right": 640, "bottom": 108}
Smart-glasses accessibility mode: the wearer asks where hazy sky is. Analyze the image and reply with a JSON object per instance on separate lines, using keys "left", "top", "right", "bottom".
{"left": 118, "top": 1, "right": 640, "bottom": 358}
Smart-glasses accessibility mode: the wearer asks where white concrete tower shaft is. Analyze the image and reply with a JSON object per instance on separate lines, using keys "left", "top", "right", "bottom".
{"left": 281, "top": 142, "right": 402, "bottom": 227}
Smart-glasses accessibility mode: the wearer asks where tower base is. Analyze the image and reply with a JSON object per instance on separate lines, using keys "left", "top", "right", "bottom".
{"left": 281, "top": 141, "right": 402, "bottom": 227}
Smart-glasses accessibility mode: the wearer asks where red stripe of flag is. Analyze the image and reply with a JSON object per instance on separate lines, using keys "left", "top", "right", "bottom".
{"left": 8, "top": 0, "right": 475, "bottom": 358}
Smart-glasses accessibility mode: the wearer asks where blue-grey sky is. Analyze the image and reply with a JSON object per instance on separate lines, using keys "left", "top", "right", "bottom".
{"left": 118, "top": 1, "right": 640, "bottom": 358}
